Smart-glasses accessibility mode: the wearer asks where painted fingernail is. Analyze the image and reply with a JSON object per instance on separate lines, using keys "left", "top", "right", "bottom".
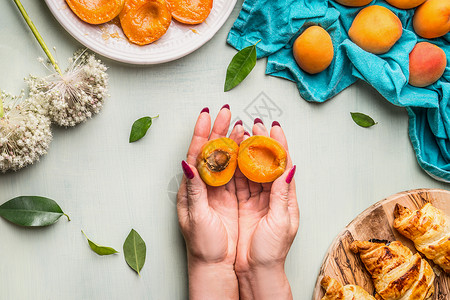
{"left": 254, "top": 118, "right": 263, "bottom": 125}
{"left": 234, "top": 120, "right": 243, "bottom": 127}
{"left": 244, "top": 131, "right": 250, "bottom": 136}
{"left": 286, "top": 165, "right": 296, "bottom": 184}
{"left": 181, "top": 160, "right": 194, "bottom": 180}
{"left": 272, "top": 121, "right": 281, "bottom": 127}
{"left": 200, "top": 107, "right": 209, "bottom": 114}
{"left": 221, "top": 104, "right": 230, "bottom": 110}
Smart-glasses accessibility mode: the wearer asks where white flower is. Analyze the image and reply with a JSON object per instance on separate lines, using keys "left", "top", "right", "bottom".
{"left": 27, "top": 49, "right": 108, "bottom": 127}
{"left": 0, "top": 91, "right": 52, "bottom": 172}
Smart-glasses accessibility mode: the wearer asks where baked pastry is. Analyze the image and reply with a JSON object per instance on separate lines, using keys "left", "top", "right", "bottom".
{"left": 320, "top": 276, "right": 376, "bottom": 300}
{"left": 350, "top": 240, "right": 434, "bottom": 299}
{"left": 394, "top": 203, "right": 450, "bottom": 273}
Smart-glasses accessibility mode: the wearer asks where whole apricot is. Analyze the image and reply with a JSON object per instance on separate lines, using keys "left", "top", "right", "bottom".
{"left": 385, "top": 0, "right": 426, "bottom": 9}
{"left": 197, "top": 137, "right": 238, "bottom": 187}
{"left": 409, "top": 42, "right": 447, "bottom": 87}
{"left": 238, "top": 136, "right": 287, "bottom": 183}
{"left": 333, "top": 0, "right": 372, "bottom": 7}
{"left": 348, "top": 5, "right": 403, "bottom": 54}
{"left": 66, "top": 0, "right": 125, "bottom": 24}
{"left": 413, "top": 0, "right": 450, "bottom": 39}
{"left": 293, "top": 26, "right": 334, "bottom": 74}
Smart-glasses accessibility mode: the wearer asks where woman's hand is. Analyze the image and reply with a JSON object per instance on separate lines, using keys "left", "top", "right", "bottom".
{"left": 177, "top": 106, "right": 244, "bottom": 300}
{"left": 234, "top": 119, "right": 299, "bottom": 300}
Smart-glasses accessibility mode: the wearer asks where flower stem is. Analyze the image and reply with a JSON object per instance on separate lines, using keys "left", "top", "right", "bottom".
{"left": 0, "top": 95, "right": 4, "bottom": 118}
{"left": 13, "top": 0, "right": 62, "bottom": 76}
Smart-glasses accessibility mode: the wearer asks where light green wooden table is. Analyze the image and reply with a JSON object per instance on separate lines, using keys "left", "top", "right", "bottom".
{"left": 0, "top": 1, "right": 447, "bottom": 299}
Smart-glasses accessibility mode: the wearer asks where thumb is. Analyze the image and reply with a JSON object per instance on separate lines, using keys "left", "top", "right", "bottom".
{"left": 269, "top": 166, "right": 296, "bottom": 216}
{"left": 181, "top": 160, "right": 208, "bottom": 211}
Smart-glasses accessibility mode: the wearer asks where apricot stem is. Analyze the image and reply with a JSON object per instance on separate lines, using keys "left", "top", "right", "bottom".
{"left": 13, "top": 0, "right": 63, "bottom": 76}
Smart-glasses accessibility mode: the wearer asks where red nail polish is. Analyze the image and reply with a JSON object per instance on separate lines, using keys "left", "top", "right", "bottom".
{"left": 254, "top": 118, "right": 263, "bottom": 125}
{"left": 221, "top": 104, "right": 230, "bottom": 110}
{"left": 272, "top": 121, "right": 281, "bottom": 127}
{"left": 234, "top": 120, "right": 243, "bottom": 127}
{"left": 244, "top": 131, "right": 250, "bottom": 136}
{"left": 181, "top": 160, "right": 194, "bottom": 180}
{"left": 286, "top": 165, "right": 296, "bottom": 184}
{"left": 200, "top": 107, "right": 209, "bottom": 114}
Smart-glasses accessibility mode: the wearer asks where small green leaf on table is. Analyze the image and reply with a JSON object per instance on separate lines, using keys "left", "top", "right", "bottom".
{"left": 0, "top": 196, "right": 70, "bottom": 227}
{"left": 123, "top": 229, "right": 146, "bottom": 276}
{"left": 351, "top": 112, "right": 377, "bottom": 128}
{"left": 82, "top": 230, "right": 118, "bottom": 256}
{"left": 129, "top": 115, "right": 159, "bottom": 143}
{"left": 224, "top": 41, "right": 260, "bottom": 92}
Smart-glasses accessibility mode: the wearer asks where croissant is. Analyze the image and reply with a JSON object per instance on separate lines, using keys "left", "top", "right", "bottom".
{"left": 320, "top": 276, "right": 376, "bottom": 300}
{"left": 350, "top": 240, "right": 434, "bottom": 300}
{"left": 394, "top": 203, "right": 450, "bottom": 273}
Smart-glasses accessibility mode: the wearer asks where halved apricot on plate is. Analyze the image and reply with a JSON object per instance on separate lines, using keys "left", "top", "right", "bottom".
{"left": 238, "top": 135, "right": 287, "bottom": 183}
{"left": 119, "top": 0, "right": 172, "bottom": 45}
{"left": 66, "top": 0, "right": 125, "bottom": 25}
{"left": 166, "top": 0, "right": 213, "bottom": 25}
{"left": 197, "top": 137, "right": 238, "bottom": 187}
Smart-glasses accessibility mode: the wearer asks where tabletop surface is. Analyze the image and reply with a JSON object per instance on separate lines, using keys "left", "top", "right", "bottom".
{"left": 0, "top": 1, "right": 448, "bottom": 299}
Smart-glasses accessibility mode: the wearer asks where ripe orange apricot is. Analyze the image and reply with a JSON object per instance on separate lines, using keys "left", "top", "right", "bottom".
{"left": 409, "top": 42, "right": 447, "bottom": 87}
{"left": 238, "top": 136, "right": 287, "bottom": 183}
{"left": 348, "top": 5, "right": 403, "bottom": 54}
{"left": 413, "top": 0, "right": 450, "bottom": 39}
{"left": 66, "top": 0, "right": 125, "bottom": 24}
{"left": 119, "top": 0, "right": 172, "bottom": 45}
{"left": 197, "top": 137, "right": 239, "bottom": 187}
{"left": 293, "top": 26, "right": 334, "bottom": 74}
{"left": 385, "top": 0, "right": 426, "bottom": 9}
{"left": 333, "top": 0, "right": 372, "bottom": 7}
{"left": 165, "top": 0, "right": 213, "bottom": 24}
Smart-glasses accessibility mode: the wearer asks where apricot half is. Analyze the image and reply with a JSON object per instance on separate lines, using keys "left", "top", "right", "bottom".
{"left": 348, "top": 5, "right": 403, "bottom": 54}
{"left": 166, "top": 0, "right": 213, "bottom": 24}
{"left": 333, "top": 0, "right": 372, "bottom": 7}
{"left": 119, "top": 0, "right": 172, "bottom": 45}
{"left": 66, "top": 0, "right": 125, "bottom": 25}
{"left": 293, "top": 26, "right": 334, "bottom": 74}
{"left": 238, "top": 136, "right": 287, "bottom": 183}
{"left": 197, "top": 138, "right": 239, "bottom": 187}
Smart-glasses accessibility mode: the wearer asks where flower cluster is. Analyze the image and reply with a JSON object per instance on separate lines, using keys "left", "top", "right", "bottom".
{"left": 0, "top": 91, "right": 52, "bottom": 172}
{"left": 28, "top": 50, "right": 108, "bottom": 127}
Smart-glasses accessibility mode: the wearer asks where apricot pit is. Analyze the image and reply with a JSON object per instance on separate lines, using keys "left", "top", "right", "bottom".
{"left": 197, "top": 138, "right": 239, "bottom": 187}
{"left": 238, "top": 136, "right": 287, "bottom": 183}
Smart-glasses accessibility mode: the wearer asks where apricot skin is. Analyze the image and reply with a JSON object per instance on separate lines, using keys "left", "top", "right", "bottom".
{"left": 197, "top": 137, "right": 238, "bottom": 187}
{"left": 293, "top": 26, "right": 334, "bottom": 74}
{"left": 333, "top": 0, "right": 372, "bottom": 7}
{"left": 409, "top": 42, "right": 447, "bottom": 88}
{"left": 413, "top": 0, "right": 450, "bottom": 39}
{"left": 385, "top": 0, "right": 426, "bottom": 9}
{"left": 66, "top": 0, "right": 125, "bottom": 24}
{"left": 238, "top": 136, "right": 287, "bottom": 183}
{"left": 348, "top": 5, "right": 403, "bottom": 55}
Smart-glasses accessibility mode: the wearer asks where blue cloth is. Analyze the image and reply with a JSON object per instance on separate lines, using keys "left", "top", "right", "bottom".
{"left": 227, "top": 0, "right": 450, "bottom": 182}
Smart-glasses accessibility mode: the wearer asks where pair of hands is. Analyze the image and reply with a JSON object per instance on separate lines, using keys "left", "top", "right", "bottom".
{"left": 177, "top": 106, "right": 299, "bottom": 300}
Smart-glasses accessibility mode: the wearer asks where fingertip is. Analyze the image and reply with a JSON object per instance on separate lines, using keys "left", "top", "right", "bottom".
{"left": 285, "top": 165, "right": 296, "bottom": 184}
{"left": 181, "top": 160, "right": 195, "bottom": 180}
{"left": 200, "top": 107, "right": 209, "bottom": 114}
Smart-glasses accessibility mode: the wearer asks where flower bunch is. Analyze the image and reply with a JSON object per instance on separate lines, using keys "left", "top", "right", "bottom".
{"left": 0, "top": 91, "right": 52, "bottom": 172}
{"left": 28, "top": 50, "right": 108, "bottom": 127}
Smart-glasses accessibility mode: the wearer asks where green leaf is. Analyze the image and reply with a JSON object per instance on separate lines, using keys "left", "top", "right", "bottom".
{"left": 351, "top": 112, "right": 377, "bottom": 128}
{"left": 123, "top": 229, "right": 146, "bottom": 276}
{"left": 129, "top": 115, "right": 159, "bottom": 143}
{"left": 0, "top": 196, "right": 70, "bottom": 227}
{"left": 224, "top": 41, "right": 259, "bottom": 92}
{"left": 82, "top": 230, "right": 118, "bottom": 256}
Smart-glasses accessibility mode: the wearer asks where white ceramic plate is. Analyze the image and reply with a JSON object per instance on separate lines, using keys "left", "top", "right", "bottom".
{"left": 44, "top": 0, "right": 237, "bottom": 64}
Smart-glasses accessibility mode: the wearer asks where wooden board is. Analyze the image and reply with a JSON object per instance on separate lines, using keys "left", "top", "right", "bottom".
{"left": 313, "top": 189, "right": 450, "bottom": 299}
